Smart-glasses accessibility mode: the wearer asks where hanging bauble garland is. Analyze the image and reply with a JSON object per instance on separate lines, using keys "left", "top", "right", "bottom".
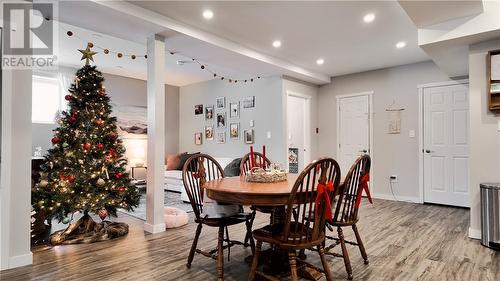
{"left": 62, "top": 26, "right": 268, "bottom": 85}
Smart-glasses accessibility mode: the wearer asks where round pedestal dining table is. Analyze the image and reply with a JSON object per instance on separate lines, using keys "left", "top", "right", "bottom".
{"left": 204, "top": 174, "right": 336, "bottom": 281}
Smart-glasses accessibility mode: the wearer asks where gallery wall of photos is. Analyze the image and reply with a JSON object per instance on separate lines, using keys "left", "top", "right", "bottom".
{"left": 194, "top": 96, "right": 256, "bottom": 145}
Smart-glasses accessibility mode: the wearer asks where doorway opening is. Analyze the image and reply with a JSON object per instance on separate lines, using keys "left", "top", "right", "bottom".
{"left": 287, "top": 92, "right": 311, "bottom": 172}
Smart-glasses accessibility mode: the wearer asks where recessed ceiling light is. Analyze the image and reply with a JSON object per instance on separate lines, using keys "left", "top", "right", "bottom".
{"left": 363, "top": 13, "right": 375, "bottom": 23}
{"left": 316, "top": 58, "right": 325, "bottom": 65}
{"left": 396, "top": 41, "right": 407, "bottom": 49}
{"left": 272, "top": 40, "right": 282, "bottom": 48}
{"left": 202, "top": 10, "right": 214, "bottom": 20}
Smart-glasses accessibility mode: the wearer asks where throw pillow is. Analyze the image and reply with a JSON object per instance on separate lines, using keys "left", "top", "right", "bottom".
{"left": 179, "top": 152, "right": 200, "bottom": 171}
{"left": 224, "top": 158, "right": 242, "bottom": 177}
{"left": 165, "top": 154, "right": 182, "bottom": 170}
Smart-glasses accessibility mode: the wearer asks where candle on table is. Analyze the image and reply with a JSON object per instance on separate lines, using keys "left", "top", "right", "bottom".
{"left": 262, "top": 145, "right": 266, "bottom": 169}
{"left": 250, "top": 145, "right": 255, "bottom": 169}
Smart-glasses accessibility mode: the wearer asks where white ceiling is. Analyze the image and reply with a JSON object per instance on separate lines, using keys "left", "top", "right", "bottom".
{"left": 56, "top": 1, "right": 431, "bottom": 86}
{"left": 129, "top": 1, "right": 430, "bottom": 77}
{"left": 398, "top": 0, "right": 483, "bottom": 28}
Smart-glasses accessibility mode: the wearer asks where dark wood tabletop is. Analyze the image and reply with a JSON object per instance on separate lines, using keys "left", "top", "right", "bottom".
{"left": 204, "top": 174, "right": 300, "bottom": 206}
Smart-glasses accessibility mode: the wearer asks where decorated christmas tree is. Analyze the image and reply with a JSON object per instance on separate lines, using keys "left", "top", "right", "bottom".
{"left": 32, "top": 46, "right": 140, "bottom": 245}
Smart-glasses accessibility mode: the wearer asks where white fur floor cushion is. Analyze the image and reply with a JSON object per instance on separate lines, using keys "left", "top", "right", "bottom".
{"left": 164, "top": 207, "right": 189, "bottom": 229}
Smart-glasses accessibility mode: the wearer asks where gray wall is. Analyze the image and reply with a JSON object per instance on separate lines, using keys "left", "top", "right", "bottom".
{"left": 32, "top": 69, "right": 180, "bottom": 157}
{"left": 468, "top": 39, "right": 500, "bottom": 237}
{"left": 179, "top": 76, "right": 286, "bottom": 163}
{"left": 318, "top": 61, "right": 453, "bottom": 200}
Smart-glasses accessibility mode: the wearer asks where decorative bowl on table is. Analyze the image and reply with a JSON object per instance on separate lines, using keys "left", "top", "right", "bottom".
{"left": 246, "top": 167, "right": 287, "bottom": 183}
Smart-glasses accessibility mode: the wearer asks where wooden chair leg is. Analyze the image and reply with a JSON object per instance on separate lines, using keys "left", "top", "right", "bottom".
{"left": 318, "top": 244, "right": 333, "bottom": 281}
{"left": 245, "top": 218, "right": 256, "bottom": 255}
{"left": 338, "top": 226, "right": 353, "bottom": 280}
{"left": 245, "top": 210, "right": 256, "bottom": 246}
{"left": 352, "top": 224, "right": 369, "bottom": 264}
{"left": 248, "top": 240, "right": 262, "bottom": 281}
{"left": 217, "top": 226, "right": 225, "bottom": 281}
{"left": 187, "top": 223, "right": 202, "bottom": 268}
{"left": 289, "top": 250, "right": 298, "bottom": 281}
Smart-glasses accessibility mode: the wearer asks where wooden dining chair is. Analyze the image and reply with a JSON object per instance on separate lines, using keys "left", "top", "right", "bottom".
{"left": 182, "top": 153, "right": 255, "bottom": 281}
{"left": 240, "top": 152, "right": 271, "bottom": 175}
{"left": 325, "top": 154, "right": 371, "bottom": 280}
{"left": 248, "top": 158, "right": 341, "bottom": 281}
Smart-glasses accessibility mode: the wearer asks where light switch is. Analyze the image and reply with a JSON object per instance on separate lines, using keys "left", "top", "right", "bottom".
{"left": 250, "top": 120, "right": 254, "bottom": 127}
{"left": 409, "top": 130, "right": 415, "bottom": 138}
{"left": 267, "top": 131, "right": 272, "bottom": 139}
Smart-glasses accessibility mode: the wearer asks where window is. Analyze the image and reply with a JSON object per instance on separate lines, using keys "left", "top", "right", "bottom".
{"left": 32, "top": 75, "right": 64, "bottom": 124}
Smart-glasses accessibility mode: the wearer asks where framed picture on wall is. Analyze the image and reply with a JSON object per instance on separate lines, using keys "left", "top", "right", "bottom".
{"left": 216, "top": 97, "right": 225, "bottom": 109}
{"left": 205, "top": 126, "right": 214, "bottom": 140}
{"left": 194, "top": 132, "right": 202, "bottom": 145}
{"left": 230, "top": 123, "right": 239, "bottom": 139}
{"left": 229, "top": 102, "right": 240, "bottom": 118}
{"left": 205, "top": 105, "right": 214, "bottom": 121}
{"left": 243, "top": 96, "right": 255, "bottom": 108}
{"left": 217, "top": 132, "right": 226, "bottom": 144}
{"left": 216, "top": 112, "right": 226, "bottom": 128}
{"left": 244, "top": 129, "right": 254, "bottom": 144}
{"left": 194, "top": 104, "right": 203, "bottom": 115}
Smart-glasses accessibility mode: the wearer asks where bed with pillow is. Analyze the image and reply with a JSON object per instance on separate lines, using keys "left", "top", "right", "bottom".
{"left": 165, "top": 153, "right": 241, "bottom": 202}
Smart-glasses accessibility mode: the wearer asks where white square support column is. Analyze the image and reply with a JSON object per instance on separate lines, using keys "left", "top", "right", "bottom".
{"left": 144, "top": 34, "right": 166, "bottom": 234}
{"left": 1, "top": 68, "right": 34, "bottom": 269}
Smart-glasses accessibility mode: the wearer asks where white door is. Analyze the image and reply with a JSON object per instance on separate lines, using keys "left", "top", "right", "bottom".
{"left": 338, "top": 94, "right": 370, "bottom": 175}
{"left": 423, "top": 83, "right": 469, "bottom": 207}
{"left": 288, "top": 95, "right": 309, "bottom": 171}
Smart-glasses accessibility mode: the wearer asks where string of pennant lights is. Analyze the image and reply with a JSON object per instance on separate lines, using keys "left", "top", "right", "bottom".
{"left": 64, "top": 27, "right": 266, "bottom": 84}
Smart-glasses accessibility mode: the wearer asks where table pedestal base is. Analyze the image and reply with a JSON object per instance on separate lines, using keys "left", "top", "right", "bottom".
{"left": 246, "top": 248, "right": 324, "bottom": 281}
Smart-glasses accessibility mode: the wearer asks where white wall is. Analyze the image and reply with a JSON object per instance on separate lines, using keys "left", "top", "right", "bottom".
{"left": 179, "top": 77, "right": 286, "bottom": 163}
{"left": 318, "top": 61, "right": 453, "bottom": 201}
{"left": 468, "top": 39, "right": 500, "bottom": 238}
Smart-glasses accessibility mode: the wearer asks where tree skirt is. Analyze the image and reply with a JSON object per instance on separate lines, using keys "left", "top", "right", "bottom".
{"left": 119, "top": 191, "right": 193, "bottom": 221}
{"left": 50, "top": 213, "right": 129, "bottom": 245}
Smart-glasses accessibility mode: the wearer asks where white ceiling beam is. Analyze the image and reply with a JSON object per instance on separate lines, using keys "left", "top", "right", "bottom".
{"left": 90, "top": 0, "right": 331, "bottom": 84}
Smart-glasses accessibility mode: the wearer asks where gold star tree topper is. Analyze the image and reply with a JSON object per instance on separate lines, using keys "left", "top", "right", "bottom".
{"left": 78, "top": 46, "right": 97, "bottom": 65}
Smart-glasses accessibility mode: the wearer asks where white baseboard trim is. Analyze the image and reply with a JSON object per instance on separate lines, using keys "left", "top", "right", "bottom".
{"left": 371, "top": 193, "right": 421, "bottom": 204}
{"left": 7, "top": 252, "right": 33, "bottom": 269}
{"left": 143, "top": 222, "right": 166, "bottom": 234}
{"left": 468, "top": 227, "right": 481, "bottom": 240}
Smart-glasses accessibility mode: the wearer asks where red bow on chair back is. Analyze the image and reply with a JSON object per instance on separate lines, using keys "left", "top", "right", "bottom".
{"left": 315, "top": 181, "right": 335, "bottom": 222}
{"left": 354, "top": 174, "right": 372, "bottom": 209}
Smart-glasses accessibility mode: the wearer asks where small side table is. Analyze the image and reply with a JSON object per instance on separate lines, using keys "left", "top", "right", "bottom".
{"left": 131, "top": 166, "right": 147, "bottom": 180}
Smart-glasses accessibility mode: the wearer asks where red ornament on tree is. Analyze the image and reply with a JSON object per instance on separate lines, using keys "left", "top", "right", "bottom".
{"left": 98, "top": 88, "right": 106, "bottom": 97}
{"left": 98, "top": 208, "right": 108, "bottom": 221}
{"left": 69, "top": 116, "right": 76, "bottom": 123}
{"left": 72, "top": 111, "right": 79, "bottom": 116}
{"left": 117, "top": 187, "right": 125, "bottom": 192}
{"left": 109, "top": 133, "right": 118, "bottom": 141}
{"left": 115, "top": 172, "right": 123, "bottom": 179}
{"left": 96, "top": 143, "right": 104, "bottom": 150}
{"left": 67, "top": 175, "right": 76, "bottom": 183}
{"left": 65, "top": 95, "right": 72, "bottom": 101}
{"left": 51, "top": 137, "right": 60, "bottom": 144}
{"left": 83, "top": 143, "right": 91, "bottom": 150}
{"left": 95, "top": 119, "right": 105, "bottom": 126}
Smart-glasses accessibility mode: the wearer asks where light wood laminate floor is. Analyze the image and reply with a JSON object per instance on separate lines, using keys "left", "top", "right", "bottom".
{"left": 2, "top": 199, "right": 499, "bottom": 280}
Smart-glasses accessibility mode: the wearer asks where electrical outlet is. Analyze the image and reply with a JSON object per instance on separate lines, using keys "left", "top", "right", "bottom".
{"left": 390, "top": 175, "right": 398, "bottom": 183}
